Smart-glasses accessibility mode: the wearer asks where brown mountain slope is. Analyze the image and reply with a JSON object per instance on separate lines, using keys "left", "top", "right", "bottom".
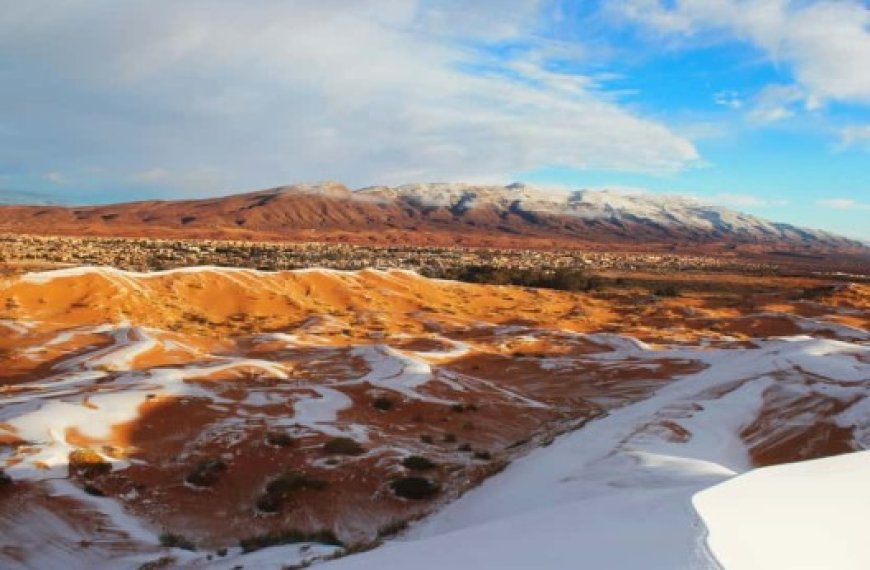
{"left": 0, "top": 182, "right": 864, "bottom": 255}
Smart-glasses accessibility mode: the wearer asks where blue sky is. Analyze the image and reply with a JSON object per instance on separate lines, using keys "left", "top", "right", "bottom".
{"left": 0, "top": 1, "right": 868, "bottom": 238}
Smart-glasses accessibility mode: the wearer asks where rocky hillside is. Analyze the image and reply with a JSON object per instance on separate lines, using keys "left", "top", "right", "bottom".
{"left": 0, "top": 182, "right": 862, "bottom": 253}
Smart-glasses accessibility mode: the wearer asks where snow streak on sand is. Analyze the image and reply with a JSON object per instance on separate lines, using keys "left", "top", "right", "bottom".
{"left": 323, "top": 336, "right": 870, "bottom": 570}
{"left": 1, "top": 266, "right": 869, "bottom": 569}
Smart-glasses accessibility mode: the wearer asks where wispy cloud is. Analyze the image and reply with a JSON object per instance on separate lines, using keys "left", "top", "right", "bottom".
{"left": 817, "top": 198, "right": 870, "bottom": 210}
{"left": 838, "top": 124, "right": 870, "bottom": 150}
{"left": 710, "top": 193, "right": 789, "bottom": 208}
{"left": 713, "top": 90, "right": 743, "bottom": 110}
{"left": 42, "top": 172, "right": 65, "bottom": 184}
{"left": 614, "top": 0, "right": 870, "bottom": 106}
{"left": 747, "top": 84, "right": 812, "bottom": 124}
{"left": 0, "top": 1, "right": 699, "bottom": 196}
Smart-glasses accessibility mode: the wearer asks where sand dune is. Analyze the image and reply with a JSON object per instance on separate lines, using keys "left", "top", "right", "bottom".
{"left": 0, "top": 267, "right": 868, "bottom": 568}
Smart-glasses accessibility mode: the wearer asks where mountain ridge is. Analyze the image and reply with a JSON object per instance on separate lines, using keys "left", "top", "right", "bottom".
{"left": 0, "top": 182, "right": 863, "bottom": 254}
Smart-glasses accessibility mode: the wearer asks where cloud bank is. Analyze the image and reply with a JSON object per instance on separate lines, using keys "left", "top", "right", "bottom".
{"left": 0, "top": 0, "right": 699, "bottom": 196}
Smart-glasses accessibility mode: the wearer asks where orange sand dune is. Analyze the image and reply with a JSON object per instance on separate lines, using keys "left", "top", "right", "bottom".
{"left": 0, "top": 267, "right": 867, "bottom": 566}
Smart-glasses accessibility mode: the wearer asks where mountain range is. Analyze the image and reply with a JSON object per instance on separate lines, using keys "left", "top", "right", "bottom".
{"left": 0, "top": 182, "right": 863, "bottom": 253}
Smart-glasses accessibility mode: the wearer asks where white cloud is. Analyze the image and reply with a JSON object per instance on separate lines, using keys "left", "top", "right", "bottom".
{"left": 129, "top": 168, "right": 170, "bottom": 183}
{"left": 714, "top": 90, "right": 743, "bottom": 109}
{"left": 747, "top": 84, "right": 808, "bottom": 123}
{"left": 709, "top": 193, "right": 789, "bottom": 207}
{"left": 42, "top": 172, "right": 65, "bottom": 184}
{"left": 817, "top": 198, "right": 870, "bottom": 210}
{"left": 615, "top": 0, "right": 870, "bottom": 106}
{"left": 0, "top": 1, "right": 700, "bottom": 195}
{"left": 838, "top": 125, "right": 870, "bottom": 150}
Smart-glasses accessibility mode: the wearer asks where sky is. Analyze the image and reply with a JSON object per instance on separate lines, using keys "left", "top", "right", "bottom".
{"left": 0, "top": 0, "right": 868, "bottom": 239}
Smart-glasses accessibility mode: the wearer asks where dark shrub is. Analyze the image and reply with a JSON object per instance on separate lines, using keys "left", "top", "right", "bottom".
{"left": 372, "top": 396, "right": 394, "bottom": 411}
{"left": 419, "top": 434, "right": 434, "bottom": 444}
{"left": 239, "top": 529, "right": 342, "bottom": 553}
{"left": 83, "top": 484, "right": 105, "bottom": 497}
{"left": 378, "top": 519, "right": 410, "bottom": 538}
{"left": 473, "top": 450, "right": 492, "bottom": 461}
{"left": 68, "top": 448, "right": 112, "bottom": 479}
{"left": 265, "top": 471, "right": 328, "bottom": 495}
{"left": 257, "top": 471, "right": 328, "bottom": 513}
{"left": 159, "top": 532, "right": 196, "bottom": 551}
{"left": 425, "top": 266, "right": 603, "bottom": 292}
{"left": 255, "top": 493, "right": 282, "bottom": 513}
{"left": 450, "top": 403, "right": 466, "bottom": 413}
{"left": 389, "top": 477, "right": 440, "bottom": 500}
{"left": 0, "top": 470, "right": 11, "bottom": 487}
{"left": 265, "top": 431, "right": 294, "bottom": 447}
{"left": 799, "top": 285, "right": 837, "bottom": 300}
{"left": 457, "top": 443, "right": 472, "bottom": 452}
{"left": 652, "top": 284, "right": 681, "bottom": 297}
{"left": 442, "top": 432, "right": 457, "bottom": 443}
{"left": 401, "top": 456, "right": 437, "bottom": 471}
{"left": 323, "top": 437, "right": 364, "bottom": 455}
{"left": 185, "top": 458, "right": 227, "bottom": 488}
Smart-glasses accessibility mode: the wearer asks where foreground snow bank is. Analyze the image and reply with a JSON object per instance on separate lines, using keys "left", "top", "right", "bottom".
{"left": 695, "top": 450, "right": 870, "bottom": 570}
{"left": 319, "top": 336, "right": 868, "bottom": 570}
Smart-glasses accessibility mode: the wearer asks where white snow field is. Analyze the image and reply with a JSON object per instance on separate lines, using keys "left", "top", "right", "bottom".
{"left": 320, "top": 336, "right": 869, "bottom": 570}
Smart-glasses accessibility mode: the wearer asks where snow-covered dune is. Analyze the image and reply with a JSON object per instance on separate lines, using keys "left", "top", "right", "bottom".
{"left": 322, "top": 336, "right": 870, "bottom": 570}
{"left": 0, "top": 267, "right": 868, "bottom": 568}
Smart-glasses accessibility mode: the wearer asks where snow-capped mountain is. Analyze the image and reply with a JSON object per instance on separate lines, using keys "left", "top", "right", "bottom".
{"left": 355, "top": 182, "right": 853, "bottom": 247}
{"left": 0, "top": 181, "right": 862, "bottom": 252}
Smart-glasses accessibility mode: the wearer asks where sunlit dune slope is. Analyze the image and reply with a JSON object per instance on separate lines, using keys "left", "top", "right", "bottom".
{"left": 0, "top": 267, "right": 868, "bottom": 568}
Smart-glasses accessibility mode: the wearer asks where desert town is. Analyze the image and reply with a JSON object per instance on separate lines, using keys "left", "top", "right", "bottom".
{"left": 0, "top": 233, "right": 779, "bottom": 276}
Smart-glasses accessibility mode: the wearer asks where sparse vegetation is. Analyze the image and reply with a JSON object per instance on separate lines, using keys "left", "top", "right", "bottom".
{"left": 372, "top": 396, "right": 394, "bottom": 411}
{"left": 323, "top": 437, "right": 364, "bottom": 455}
{"left": 652, "top": 284, "right": 681, "bottom": 297}
{"left": 239, "top": 529, "right": 343, "bottom": 553}
{"left": 68, "top": 448, "right": 112, "bottom": 479}
{"left": 257, "top": 470, "right": 329, "bottom": 513}
{"left": 184, "top": 457, "right": 227, "bottom": 488}
{"left": 401, "top": 456, "right": 437, "bottom": 471}
{"left": 0, "top": 469, "right": 12, "bottom": 487}
{"left": 389, "top": 477, "right": 441, "bottom": 500}
{"left": 377, "top": 518, "right": 411, "bottom": 538}
{"left": 83, "top": 483, "right": 105, "bottom": 497}
{"left": 798, "top": 285, "right": 837, "bottom": 300}
{"left": 427, "top": 266, "right": 604, "bottom": 292}
{"left": 265, "top": 431, "right": 294, "bottom": 447}
{"left": 159, "top": 532, "right": 196, "bottom": 551}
